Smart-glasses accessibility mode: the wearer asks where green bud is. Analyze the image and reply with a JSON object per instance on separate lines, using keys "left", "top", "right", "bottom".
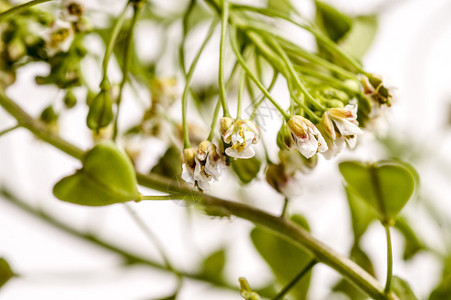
{"left": 63, "top": 90, "right": 77, "bottom": 109}
{"left": 40, "top": 105, "right": 58, "bottom": 124}
{"left": 325, "top": 99, "right": 345, "bottom": 108}
{"left": 265, "top": 163, "right": 288, "bottom": 194}
{"left": 86, "top": 89, "right": 113, "bottom": 131}
{"left": 277, "top": 123, "right": 294, "bottom": 150}
{"left": 6, "top": 38, "right": 26, "bottom": 62}
{"left": 86, "top": 90, "right": 96, "bottom": 106}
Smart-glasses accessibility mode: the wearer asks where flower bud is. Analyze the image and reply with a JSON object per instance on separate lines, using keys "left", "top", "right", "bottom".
{"left": 182, "top": 148, "right": 196, "bottom": 169}
{"left": 219, "top": 117, "right": 234, "bottom": 137}
{"left": 86, "top": 89, "right": 113, "bottom": 131}
{"left": 63, "top": 89, "right": 77, "bottom": 109}
{"left": 361, "top": 74, "right": 392, "bottom": 106}
{"left": 277, "top": 123, "right": 294, "bottom": 149}
{"left": 197, "top": 140, "right": 211, "bottom": 161}
{"left": 265, "top": 163, "right": 289, "bottom": 194}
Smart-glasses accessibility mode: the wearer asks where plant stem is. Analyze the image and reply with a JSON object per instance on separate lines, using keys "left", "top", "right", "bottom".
{"left": 182, "top": 19, "right": 218, "bottom": 148}
{"left": 272, "top": 259, "right": 317, "bottom": 300}
{"left": 0, "top": 124, "right": 20, "bottom": 137}
{"left": 384, "top": 224, "right": 393, "bottom": 294}
{"left": 229, "top": 25, "right": 290, "bottom": 121}
{"left": 280, "top": 197, "right": 289, "bottom": 218}
{"left": 0, "top": 91, "right": 398, "bottom": 300}
{"left": 237, "top": 69, "right": 245, "bottom": 119}
{"left": 179, "top": 0, "right": 197, "bottom": 75}
{"left": 113, "top": 3, "right": 142, "bottom": 141}
{"left": 0, "top": 0, "right": 53, "bottom": 21}
{"left": 218, "top": 0, "right": 230, "bottom": 117}
{"left": 101, "top": 2, "right": 131, "bottom": 84}
{"left": 141, "top": 195, "right": 183, "bottom": 201}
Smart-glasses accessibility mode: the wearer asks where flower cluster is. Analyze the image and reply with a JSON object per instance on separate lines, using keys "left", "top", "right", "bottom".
{"left": 220, "top": 118, "right": 260, "bottom": 159}
{"left": 181, "top": 141, "right": 224, "bottom": 191}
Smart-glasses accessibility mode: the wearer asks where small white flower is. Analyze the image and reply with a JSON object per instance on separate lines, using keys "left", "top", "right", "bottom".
{"left": 44, "top": 19, "right": 74, "bottom": 56}
{"left": 319, "top": 100, "right": 363, "bottom": 159}
{"left": 61, "top": 0, "right": 85, "bottom": 22}
{"left": 222, "top": 119, "right": 259, "bottom": 159}
{"left": 181, "top": 142, "right": 224, "bottom": 191}
{"left": 286, "top": 115, "right": 327, "bottom": 159}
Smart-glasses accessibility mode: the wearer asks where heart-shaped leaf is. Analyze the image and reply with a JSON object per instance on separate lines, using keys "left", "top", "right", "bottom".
{"left": 250, "top": 215, "right": 313, "bottom": 299}
{"left": 231, "top": 156, "right": 262, "bottom": 184}
{"left": 339, "top": 160, "right": 417, "bottom": 224}
{"left": 315, "top": 1, "right": 352, "bottom": 42}
{"left": 53, "top": 142, "right": 139, "bottom": 206}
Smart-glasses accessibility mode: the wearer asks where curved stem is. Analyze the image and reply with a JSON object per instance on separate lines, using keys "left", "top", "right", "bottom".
{"left": 384, "top": 224, "right": 393, "bottom": 294}
{"left": 101, "top": 2, "right": 131, "bottom": 84}
{"left": 113, "top": 3, "right": 142, "bottom": 141}
{"left": 229, "top": 25, "right": 290, "bottom": 121}
{"left": 218, "top": 0, "right": 230, "bottom": 117}
{"left": 0, "top": 0, "right": 53, "bottom": 21}
{"left": 0, "top": 91, "right": 398, "bottom": 300}
{"left": 182, "top": 19, "right": 219, "bottom": 148}
{"left": 237, "top": 69, "right": 245, "bottom": 119}
{"left": 272, "top": 259, "right": 317, "bottom": 300}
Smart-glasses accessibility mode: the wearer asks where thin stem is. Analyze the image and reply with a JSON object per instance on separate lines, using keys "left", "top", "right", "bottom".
{"left": 265, "top": 35, "right": 325, "bottom": 111}
{"left": 101, "top": 2, "right": 131, "bottom": 84}
{"left": 113, "top": 3, "right": 142, "bottom": 141}
{"left": 219, "top": 0, "right": 231, "bottom": 117}
{"left": 182, "top": 19, "right": 219, "bottom": 148}
{"left": 141, "top": 194, "right": 184, "bottom": 201}
{"left": 280, "top": 197, "right": 289, "bottom": 218}
{"left": 0, "top": 124, "right": 20, "bottom": 137}
{"left": 237, "top": 69, "right": 245, "bottom": 119}
{"left": 230, "top": 25, "right": 290, "bottom": 121}
{"left": 272, "top": 259, "right": 317, "bottom": 300}
{"left": 207, "top": 60, "right": 239, "bottom": 141}
{"left": 384, "top": 224, "right": 393, "bottom": 294}
{"left": 0, "top": 0, "right": 53, "bottom": 21}
{"left": 123, "top": 203, "right": 174, "bottom": 271}
{"left": 179, "top": 0, "right": 196, "bottom": 75}
{"left": 250, "top": 71, "right": 278, "bottom": 120}
{"left": 0, "top": 91, "right": 399, "bottom": 300}
{"left": 232, "top": 5, "right": 366, "bottom": 74}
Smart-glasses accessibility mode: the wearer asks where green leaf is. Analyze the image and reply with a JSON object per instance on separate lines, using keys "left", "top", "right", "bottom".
{"left": 267, "top": 0, "right": 295, "bottom": 17}
{"left": 394, "top": 217, "right": 425, "bottom": 260}
{"left": 151, "top": 145, "right": 182, "bottom": 179}
{"left": 392, "top": 276, "right": 418, "bottom": 300}
{"left": 86, "top": 89, "right": 113, "bottom": 131}
{"left": 339, "top": 160, "right": 417, "bottom": 224}
{"left": 429, "top": 254, "right": 451, "bottom": 300}
{"left": 339, "top": 15, "right": 378, "bottom": 60}
{"left": 199, "top": 248, "right": 226, "bottom": 283}
{"left": 346, "top": 186, "right": 377, "bottom": 243}
{"left": 0, "top": 257, "right": 15, "bottom": 289}
{"left": 231, "top": 156, "right": 262, "bottom": 184}
{"left": 315, "top": 1, "right": 352, "bottom": 42}
{"left": 250, "top": 215, "right": 312, "bottom": 299}
{"left": 53, "top": 142, "right": 139, "bottom": 206}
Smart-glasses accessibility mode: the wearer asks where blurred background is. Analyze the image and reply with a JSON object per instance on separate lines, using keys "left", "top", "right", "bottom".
{"left": 1, "top": 0, "right": 451, "bottom": 299}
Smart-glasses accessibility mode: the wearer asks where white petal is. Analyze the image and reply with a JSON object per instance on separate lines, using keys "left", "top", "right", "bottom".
{"left": 317, "top": 133, "right": 328, "bottom": 153}
{"left": 197, "top": 179, "right": 211, "bottom": 191}
{"left": 334, "top": 119, "right": 363, "bottom": 136}
{"left": 205, "top": 156, "right": 221, "bottom": 181}
{"left": 181, "top": 164, "right": 195, "bottom": 186}
{"left": 296, "top": 135, "right": 318, "bottom": 158}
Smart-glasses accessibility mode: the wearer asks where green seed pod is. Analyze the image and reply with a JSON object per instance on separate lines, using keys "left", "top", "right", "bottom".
{"left": 63, "top": 89, "right": 77, "bottom": 109}
{"left": 86, "top": 89, "right": 113, "bottom": 131}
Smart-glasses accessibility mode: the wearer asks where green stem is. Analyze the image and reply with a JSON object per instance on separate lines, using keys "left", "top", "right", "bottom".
{"left": 237, "top": 69, "right": 245, "bottom": 119}
{"left": 113, "top": 3, "right": 142, "bottom": 141}
{"left": 0, "top": 0, "right": 53, "bottom": 20}
{"left": 272, "top": 259, "right": 317, "bottom": 300}
{"left": 229, "top": 25, "right": 290, "bottom": 121}
{"left": 232, "top": 5, "right": 366, "bottom": 74}
{"left": 0, "top": 124, "right": 20, "bottom": 137}
{"left": 249, "top": 71, "right": 278, "bottom": 120}
{"left": 179, "top": 0, "right": 196, "bottom": 75}
{"left": 182, "top": 19, "right": 218, "bottom": 148}
{"left": 265, "top": 36, "right": 325, "bottom": 111}
{"left": 101, "top": 2, "right": 131, "bottom": 83}
{"left": 207, "top": 60, "right": 239, "bottom": 141}
{"left": 0, "top": 91, "right": 398, "bottom": 300}
{"left": 384, "top": 224, "right": 393, "bottom": 294}
{"left": 141, "top": 194, "right": 184, "bottom": 201}
{"left": 218, "top": 0, "right": 231, "bottom": 117}
{"left": 280, "top": 197, "right": 289, "bottom": 218}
